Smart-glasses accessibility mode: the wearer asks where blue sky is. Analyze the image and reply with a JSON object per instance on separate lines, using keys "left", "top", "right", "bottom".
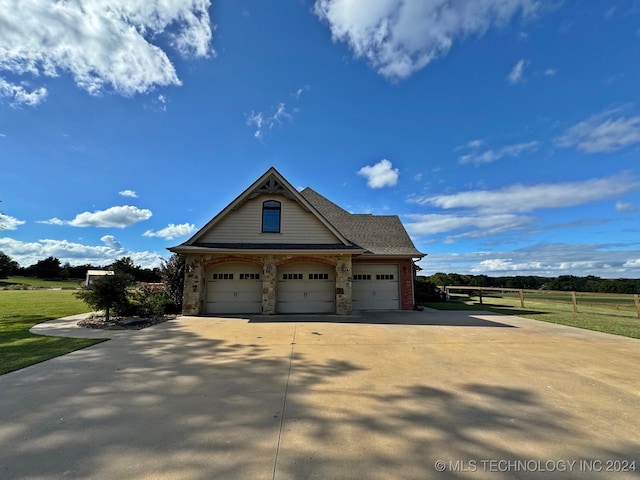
{"left": 1, "top": 0, "right": 639, "bottom": 278}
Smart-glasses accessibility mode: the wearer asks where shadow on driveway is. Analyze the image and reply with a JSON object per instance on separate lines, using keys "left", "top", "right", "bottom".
{"left": 1, "top": 313, "right": 638, "bottom": 479}
{"left": 244, "top": 309, "right": 517, "bottom": 328}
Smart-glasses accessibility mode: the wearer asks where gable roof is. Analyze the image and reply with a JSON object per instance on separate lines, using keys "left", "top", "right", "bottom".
{"left": 300, "top": 187, "right": 425, "bottom": 258}
{"left": 169, "top": 167, "right": 425, "bottom": 258}
{"left": 174, "top": 167, "right": 355, "bottom": 250}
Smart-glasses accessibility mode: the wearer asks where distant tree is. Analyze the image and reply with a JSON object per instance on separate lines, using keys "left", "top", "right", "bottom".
{"left": 33, "top": 257, "right": 61, "bottom": 279}
{"left": 0, "top": 251, "right": 19, "bottom": 279}
{"left": 110, "top": 257, "right": 140, "bottom": 278}
{"left": 160, "top": 254, "right": 186, "bottom": 312}
{"left": 75, "top": 273, "right": 133, "bottom": 322}
{"left": 68, "top": 264, "right": 95, "bottom": 279}
{"left": 429, "top": 272, "right": 452, "bottom": 288}
{"left": 469, "top": 275, "right": 489, "bottom": 287}
{"left": 137, "top": 267, "right": 162, "bottom": 283}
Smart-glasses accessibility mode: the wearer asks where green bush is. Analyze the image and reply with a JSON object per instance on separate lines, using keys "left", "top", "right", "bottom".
{"left": 415, "top": 279, "right": 445, "bottom": 304}
{"left": 75, "top": 273, "right": 133, "bottom": 322}
{"left": 125, "top": 284, "right": 169, "bottom": 319}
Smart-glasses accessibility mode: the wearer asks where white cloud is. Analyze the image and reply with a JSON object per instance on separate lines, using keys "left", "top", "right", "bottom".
{"left": 247, "top": 87, "right": 306, "bottom": 139}
{"left": 556, "top": 109, "right": 640, "bottom": 153}
{"left": 411, "top": 174, "right": 640, "bottom": 213}
{"left": 0, "top": 235, "right": 163, "bottom": 269}
{"left": 416, "top": 243, "right": 640, "bottom": 278}
{"left": 70, "top": 205, "right": 152, "bottom": 228}
{"left": 100, "top": 235, "right": 122, "bottom": 250}
{"left": 143, "top": 223, "right": 195, "bottom": 240}
{"left": 37, "top": 218, "right": 66, "bottom": 226}
{"left": 40, "top": 205, "right": 152, "bottom": 228}
{"left": 0, "top": 214, "right": 26, "bottom": 230}
{"left": 0, "top": 0, "right": 213, "bottom": 105}
{"left": 247, "top": 103, "right": 292, "bottom": 139}
{"left": 616, "top": 201, "right": 637, "bottom": 212}
{"left": 459, "top": 140, "right": 538, "bottom": 165}
{"left": 543, "top": 68, "right": 557, "bottom": 76}
{"left": 405, "top": 213, "right": 532, "bottom": 237}
{"left": 119, "top": 190, "right": 138, "bottom": 198}
{"left": 357, "top": 159, "right": 399, "bottom": 188}
{"left": 507, "top": 59, "right": 526, "bottom": 84}
{"left": 623, "top": 258, "right": 640, "bottom": 268}
{"left": 314, "top": 0, "right": 539, "bottom": 80}
{"left": 0, "top": 78, "right": 47, "bottom": 107}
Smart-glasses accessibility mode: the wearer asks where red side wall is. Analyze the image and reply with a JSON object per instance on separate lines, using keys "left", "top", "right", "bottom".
{"left": 398, "top": 258, "right": 415, "bottom": 310}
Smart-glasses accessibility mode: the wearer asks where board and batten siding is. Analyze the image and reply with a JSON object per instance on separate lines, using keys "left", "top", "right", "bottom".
{"left": 199, "top": 196, "right": 341, "bottom": 244}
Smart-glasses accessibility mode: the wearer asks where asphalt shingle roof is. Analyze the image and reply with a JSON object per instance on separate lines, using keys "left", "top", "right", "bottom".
{"left": 300, "top": 187, "right": 423, "bottom": 257}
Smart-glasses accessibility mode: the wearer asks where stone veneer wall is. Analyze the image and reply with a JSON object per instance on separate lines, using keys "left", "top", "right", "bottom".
{"left": 181, "top": 253, "right": 353, "bottom": 315}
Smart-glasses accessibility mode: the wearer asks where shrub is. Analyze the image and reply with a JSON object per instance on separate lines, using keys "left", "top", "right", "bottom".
{"left": 414, "top": 279, "right": 445, "bottom": 304}
{"left": 126, "top": 284, "right": 169, "bottom": 319}
{"left": 75, "top": 273, "right": 133, "bottom": 322}
{"left": 160, "top": 254, "right": 185, "bottom": 313}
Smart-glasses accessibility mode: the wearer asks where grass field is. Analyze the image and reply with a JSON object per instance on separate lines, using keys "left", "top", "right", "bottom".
{"left": 425, "top": 291, "right": 640, "bottom": 339}
{"left": 0, "top": 290, "right": 106, "bottom": 375}
{"left": 0, "top": 276, "right": 84, "bottom": 289}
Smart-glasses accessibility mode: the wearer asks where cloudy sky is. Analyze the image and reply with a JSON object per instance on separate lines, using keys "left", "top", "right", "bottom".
{"left": 1, "top": 0, "right": 639, "bottom": 278}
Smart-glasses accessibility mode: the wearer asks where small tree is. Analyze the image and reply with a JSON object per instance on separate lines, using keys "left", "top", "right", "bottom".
{"left": 110, "top": 257, "right": 141, "bottom": 279}
{"left": 0, "top": 251, "right": 19, "bottom": 279}
{"left": 33, "top": 256, "right": 62, "bottom": 279}
{"left": 75, "top": 273, "right": 133, "bottom": 322}
{"left": 160, "top": 254, "right": 186, "bottom": 312}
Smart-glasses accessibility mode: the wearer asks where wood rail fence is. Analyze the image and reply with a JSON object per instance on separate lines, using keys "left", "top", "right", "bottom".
{"left": 442, "top": 285, "right": 640, "bottom": 319}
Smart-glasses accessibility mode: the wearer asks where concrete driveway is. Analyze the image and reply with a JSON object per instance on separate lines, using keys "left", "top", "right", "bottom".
{"left": 1, "top": 310, "right": 639, "bottom": 479}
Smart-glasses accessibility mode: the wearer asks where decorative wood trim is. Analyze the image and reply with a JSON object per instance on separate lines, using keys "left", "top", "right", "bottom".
{"left": 202, "top": 256, "right": 265, "bottom": 268}
{"left": 275, "top": 256, "right": 338, "bottom": 268}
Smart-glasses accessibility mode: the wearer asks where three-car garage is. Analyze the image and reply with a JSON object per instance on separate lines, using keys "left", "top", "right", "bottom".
{"left": 205, "top": 261, "right": 401, "bottom": 314}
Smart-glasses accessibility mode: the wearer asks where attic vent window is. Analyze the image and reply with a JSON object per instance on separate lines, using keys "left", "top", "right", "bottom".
{"left": 262, "top": 200, "right": 281, "bottom": 233}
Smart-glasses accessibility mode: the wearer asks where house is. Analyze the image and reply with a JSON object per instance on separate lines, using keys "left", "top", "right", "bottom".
{"left": 85, "top": 270, "right": 114, "bottom": 287}
{"left": 168, "top": 167, "right": 425, "bottom": 315}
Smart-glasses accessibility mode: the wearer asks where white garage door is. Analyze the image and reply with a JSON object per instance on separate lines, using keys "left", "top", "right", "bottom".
{"left": 352, "top": 264, "right": 399, "bottom": 310}
{"left": 277, "top": 263, "right": 335, "bottom": 314}
{"left": 205, "top": 263, "right": 263, "bottom": 314}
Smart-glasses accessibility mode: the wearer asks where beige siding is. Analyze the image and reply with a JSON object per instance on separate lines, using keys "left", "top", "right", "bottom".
{"left": 199, "top": 196, "right": 341, "bottom": 244}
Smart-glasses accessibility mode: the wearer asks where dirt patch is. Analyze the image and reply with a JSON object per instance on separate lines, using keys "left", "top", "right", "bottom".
{"left": 77, "top": 315, "right": 176, "bottom": 330}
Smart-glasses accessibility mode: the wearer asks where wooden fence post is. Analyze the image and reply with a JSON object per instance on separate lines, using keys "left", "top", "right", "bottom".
{"left": 634, "top": 294, "right": 640, "bottom": 319}
{"left": 519, "top": 289, "right": 525, "bottom": 309}
{"left": 571, "top": 291, "right": 578, "bottom": 313}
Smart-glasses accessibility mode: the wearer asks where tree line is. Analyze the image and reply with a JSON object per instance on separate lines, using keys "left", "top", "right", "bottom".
{"left": 419, "top": 273, "right": 640, "bottom": 295}
{"left": 0, "top": 251, "right": 161, "bottom": 283}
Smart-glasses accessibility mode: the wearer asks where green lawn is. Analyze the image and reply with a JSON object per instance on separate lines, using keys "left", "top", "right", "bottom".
{"left": 0, "top": 276, "right": 84, "bottom": 289}
{"left": 0, "top": 290, "right": 106, "bottom": 375}
{"left": 424, "top": 293, "right": 640, "bottom": 339}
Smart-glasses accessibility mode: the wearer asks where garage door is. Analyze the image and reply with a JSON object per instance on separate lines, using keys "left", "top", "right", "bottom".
{"left": 352, "top": 264, "right": 399, "bottom": 310}
{"left": 205, "top": 263, "right": 263, "bottom": 314}
{"left": 277, "top": 263, "right": 335, "bottom": 314}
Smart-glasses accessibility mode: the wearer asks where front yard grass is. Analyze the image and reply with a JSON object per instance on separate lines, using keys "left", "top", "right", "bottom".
{"left": 424, "top": 294, "right": 640, "bottom": 339}
{"left": 0, "top": 290, "right": 106, "bottom": 375}
{"left": 0, "top": 276, "right": 84, "bottom": 289}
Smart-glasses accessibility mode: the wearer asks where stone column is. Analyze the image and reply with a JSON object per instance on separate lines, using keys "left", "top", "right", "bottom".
{"left": 262, "top": 255, "right": 277, "bottom": 315}
{"left": 334, "top": 255, "right": 352, "bottom": 315}
{"left": 182, "top": 256, "right": 205, "bottom": 315}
